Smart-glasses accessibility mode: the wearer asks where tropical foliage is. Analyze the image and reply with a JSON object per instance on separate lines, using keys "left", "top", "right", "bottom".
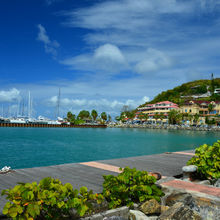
{"left": 102, "top": 167, "right": 164, "bottom": 209}
{"left": 100, "top": 112, "right": 107, "bottom": 121}
{"left": 1, "top": 177, "right": 104, "bottom": 220}
{"left": 91, "top": 110, "right": 98, "bottom": 121}
{"left": 187, "top": 140, "right": 220, "bottom": 179}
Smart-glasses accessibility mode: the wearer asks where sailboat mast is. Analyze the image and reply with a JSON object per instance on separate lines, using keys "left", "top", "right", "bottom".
{"left": 28, "top": 91, "right": 31, "bottom": 119}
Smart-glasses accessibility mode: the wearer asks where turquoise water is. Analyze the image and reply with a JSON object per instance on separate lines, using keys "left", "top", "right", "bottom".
{"left": 0, "top": 127, "right": 219, "bottom": 169}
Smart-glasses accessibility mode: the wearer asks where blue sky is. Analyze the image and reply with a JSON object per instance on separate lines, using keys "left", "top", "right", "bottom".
{"left": 1, "top": 0, "right": 220, "bottom": 118}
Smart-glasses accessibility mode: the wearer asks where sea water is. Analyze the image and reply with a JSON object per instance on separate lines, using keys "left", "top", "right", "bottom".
{"left": 0, "top": 127, "right": 219, "bottom": 169}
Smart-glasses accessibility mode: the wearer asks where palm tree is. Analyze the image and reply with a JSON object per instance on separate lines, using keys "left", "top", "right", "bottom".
{"left": 159, "top": 113, "right": 165, "bottom": 123}
{"left": 208, "top": 104, "right": 214, "bottom": 114}
{"left": 168, "top": 110, "right": 181, "bottom": 125}
{"left": 101, "top": 112, "right": 107, "bottom": 121}
{"left": 91, "top": 109, "right": 98, "bottom": 121}
{"left": 154, "top": 113, "right": 160, "bottom": 124}
{"left": 193, "top": 113, "right": 200, "bottom": 125}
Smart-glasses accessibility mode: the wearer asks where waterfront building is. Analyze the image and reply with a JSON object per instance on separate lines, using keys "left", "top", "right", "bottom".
{"left": 136, "top": 101, "right": 179, "bottom": 123}
{"left": 180, "top": 100, "right": 220, "bottom": 116}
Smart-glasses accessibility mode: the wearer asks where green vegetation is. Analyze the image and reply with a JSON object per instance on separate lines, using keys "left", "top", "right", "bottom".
{"left": 2, "top": 167, "right": 166, "bottom": 219}
{"left": 139, "top": 78, "right": 220, "bottom": 107}
{"left": 91, "top": 109, "right": 98, "bottom": 121}
{"left": 102, "top": 167, "right": 164, "bottom": 209}
{"left": 65, "top": 109, "right": 111, "bottom": 125}
{"left": 1, "top": 177, "right": 104, "bottom": 220}
{"left": 168, "top": 110, "right": 182, "bottom": 125}
{"left": 101, "top": 112, "right": 107, "bottom": 121}
{"left": 187, "top": 140, "right": 220, "bottom": 180}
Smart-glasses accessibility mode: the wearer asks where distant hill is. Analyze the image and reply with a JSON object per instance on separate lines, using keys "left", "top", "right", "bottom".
{"left": 138, "top": 78, "right": 220, "bottom": 108}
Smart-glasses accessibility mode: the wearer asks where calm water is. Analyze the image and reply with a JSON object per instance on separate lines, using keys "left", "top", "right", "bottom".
{"left": 0, "top": 127, "right": 219, "bottom": 169}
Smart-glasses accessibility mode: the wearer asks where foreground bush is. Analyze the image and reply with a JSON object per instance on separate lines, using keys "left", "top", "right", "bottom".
{"left": 102, "top": 167, "right": 164, "bottom": 209}
{"left": 187, "top": 140, "right": 220, "bottom": 180}
{"left": 1, "top": 177, "right": 103, "bottom": 220}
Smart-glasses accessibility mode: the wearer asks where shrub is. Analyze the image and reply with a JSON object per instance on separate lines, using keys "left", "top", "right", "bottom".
{"left": 102, "top": 167, "right": 164, "bottom": 209}
{"left": 187, "top": 140, "right": 220, "bottom": 179}
{"left": 1, "top": 177, "right": 103, "bottom": 220}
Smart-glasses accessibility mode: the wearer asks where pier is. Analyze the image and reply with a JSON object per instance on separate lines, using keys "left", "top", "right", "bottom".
{"left": 0, "top": 150, "right": 195, "bottom": 213}
{"left": 0, "top": 123, "right": 107, "bottom": 128}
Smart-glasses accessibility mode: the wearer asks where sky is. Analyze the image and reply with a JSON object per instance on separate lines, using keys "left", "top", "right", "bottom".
{"left": 1, "top": 0, "right": 220, "bottom": 119}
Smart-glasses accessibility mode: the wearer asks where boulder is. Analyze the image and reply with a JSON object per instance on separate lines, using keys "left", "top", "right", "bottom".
{"left": 164, "top": 192, "right": 193, "bottom": 206}
{"left": 140, "top": 199, "right": 161, "bottom": 215}
{"left": 104, "top": 216, "right": 127, "bottom": 220}
{"left": 159, "top": 202, "right": 202, "bottom": 220}
{"left": 160, "top": 206, "right": 169, "bottom": 213}
{"left": 129, "top": 210, "right": 150, "bottom": 220}
{"left": 214, "top": 179, "right": 220, "bottom": 188}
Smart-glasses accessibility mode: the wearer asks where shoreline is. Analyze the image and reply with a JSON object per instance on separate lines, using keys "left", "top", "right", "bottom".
{"left": 108, "top": 123, "right": 220, "bottom": 131}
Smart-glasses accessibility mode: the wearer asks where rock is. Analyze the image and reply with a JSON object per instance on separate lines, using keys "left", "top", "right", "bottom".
{"left": 129, "top": 210, "right": 150, "bottom": 220}
{"left": 164, "top": 192, "right": 193, "bottom": 207}
{"left": 158, "top": 202, "right": 202, "bottom": 220}
{"left": 160, "top": 206, "right": 169, "bottom": 213}
{"left": 182, "top": 165, "right": 198, "bottom": 181}
{"left": 104, "top": 216, "right": 127, "bottom": 220}
{"left": 148, "top": 216, "right": 158, "bottom": 220}
{"left": 214, "top": 179, "right": 220, "bottom": 188}
{"left": 182, "top": 165, "right": 197, "bottom": 172}
{"left": 197, "top": 180, "right": 211, "bottom": 185}
{"left": 140, "top": 199, "right": 161, "bottom": 215}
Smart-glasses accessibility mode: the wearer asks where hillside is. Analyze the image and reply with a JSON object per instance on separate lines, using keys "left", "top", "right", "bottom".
{"left": 139, "top": 78, "right": 220, "bottom": 108}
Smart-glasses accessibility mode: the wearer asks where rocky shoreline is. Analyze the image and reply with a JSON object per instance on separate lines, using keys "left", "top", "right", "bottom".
{"left": 108, "top": 124, "right": 220, "bottom": 131}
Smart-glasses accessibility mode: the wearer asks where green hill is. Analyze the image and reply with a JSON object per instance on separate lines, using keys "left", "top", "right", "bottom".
{"left": 139, "top": 78, "right": 220, "bottom": 107}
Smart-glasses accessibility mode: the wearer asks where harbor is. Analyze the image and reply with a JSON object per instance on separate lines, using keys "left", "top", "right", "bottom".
{"left": 1, "top": 150, "right": 220, "bottom": 219}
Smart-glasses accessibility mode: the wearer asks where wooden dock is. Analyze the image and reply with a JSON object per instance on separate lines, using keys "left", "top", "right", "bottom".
{"left": 0, "top": 150, "right": 194, "bottom": 213}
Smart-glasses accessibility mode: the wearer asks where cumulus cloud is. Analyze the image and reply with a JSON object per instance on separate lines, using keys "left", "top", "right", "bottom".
{"left": 0, "top": 88, "right": 20, "bottom": 102}
{"left": 135, "top": 48, "right": 172, "bottom": 74}
{"left": 37, "top": 24, "right": 59, "bottom": 57}
{"left": 61, "top": 43, "right": 127, "bottom": 73}
{"left": 47, "top": 96, "right": 149, "bottom": 113}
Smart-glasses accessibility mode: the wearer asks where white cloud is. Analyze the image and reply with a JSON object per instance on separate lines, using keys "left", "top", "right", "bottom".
{"left": 134, "top": 48, "right": 172, "bottom": 74}
{"left": 37, "top": 24, "right": 59, "bottom": 57}
{"left": 0, "top": 88, "right": 20, "bottom": 102}
{"left": 46, "top": 95, "right": 149, "bottom": 115}
{"left": 61, "top": 43, "right": 127, "bottom": 73}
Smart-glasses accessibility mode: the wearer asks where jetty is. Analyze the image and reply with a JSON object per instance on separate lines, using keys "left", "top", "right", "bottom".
{"left": 0, "top": 150, "right": 195, "bottom": 213}
{"left": 0, "top": 123, "right": 107, "bottom": 128}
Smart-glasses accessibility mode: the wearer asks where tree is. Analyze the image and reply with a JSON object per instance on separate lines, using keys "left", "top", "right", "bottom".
{"left": 168, "top": 110, "right": 181, "bottom": 125}
{"left": 77, "top": 110, "right": 90, "bottom": 120}
{"left": 143, "top": 114, "right": 149, "bottom": 121}
{"left": 91, "top": 109, "right": 98, "bottom": 121}
{"left": 188, "top": 114, "right": 193, "bottom": 125}
{"left": 159, "top": 113, "right": 165, "bottom": 122}
{"left": 208, "top": 104, "right": 214, "bottom": 114}
{"left": 193, "top": 113, "right": 200, "bottom": 125}
{"left": 115, "top": 116, "right": 120, "bottom": 121}
{"left": 108, "top": 115, "right": 112, "bottom": 122}
{"left": 66, "top": 111, "right": 76, "bottom": 124}
{"left": 101, "top": 112, "right": 107, "bottom": 121}
{"left": 153, "top": 113, "right": 160, "bottom": 124}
